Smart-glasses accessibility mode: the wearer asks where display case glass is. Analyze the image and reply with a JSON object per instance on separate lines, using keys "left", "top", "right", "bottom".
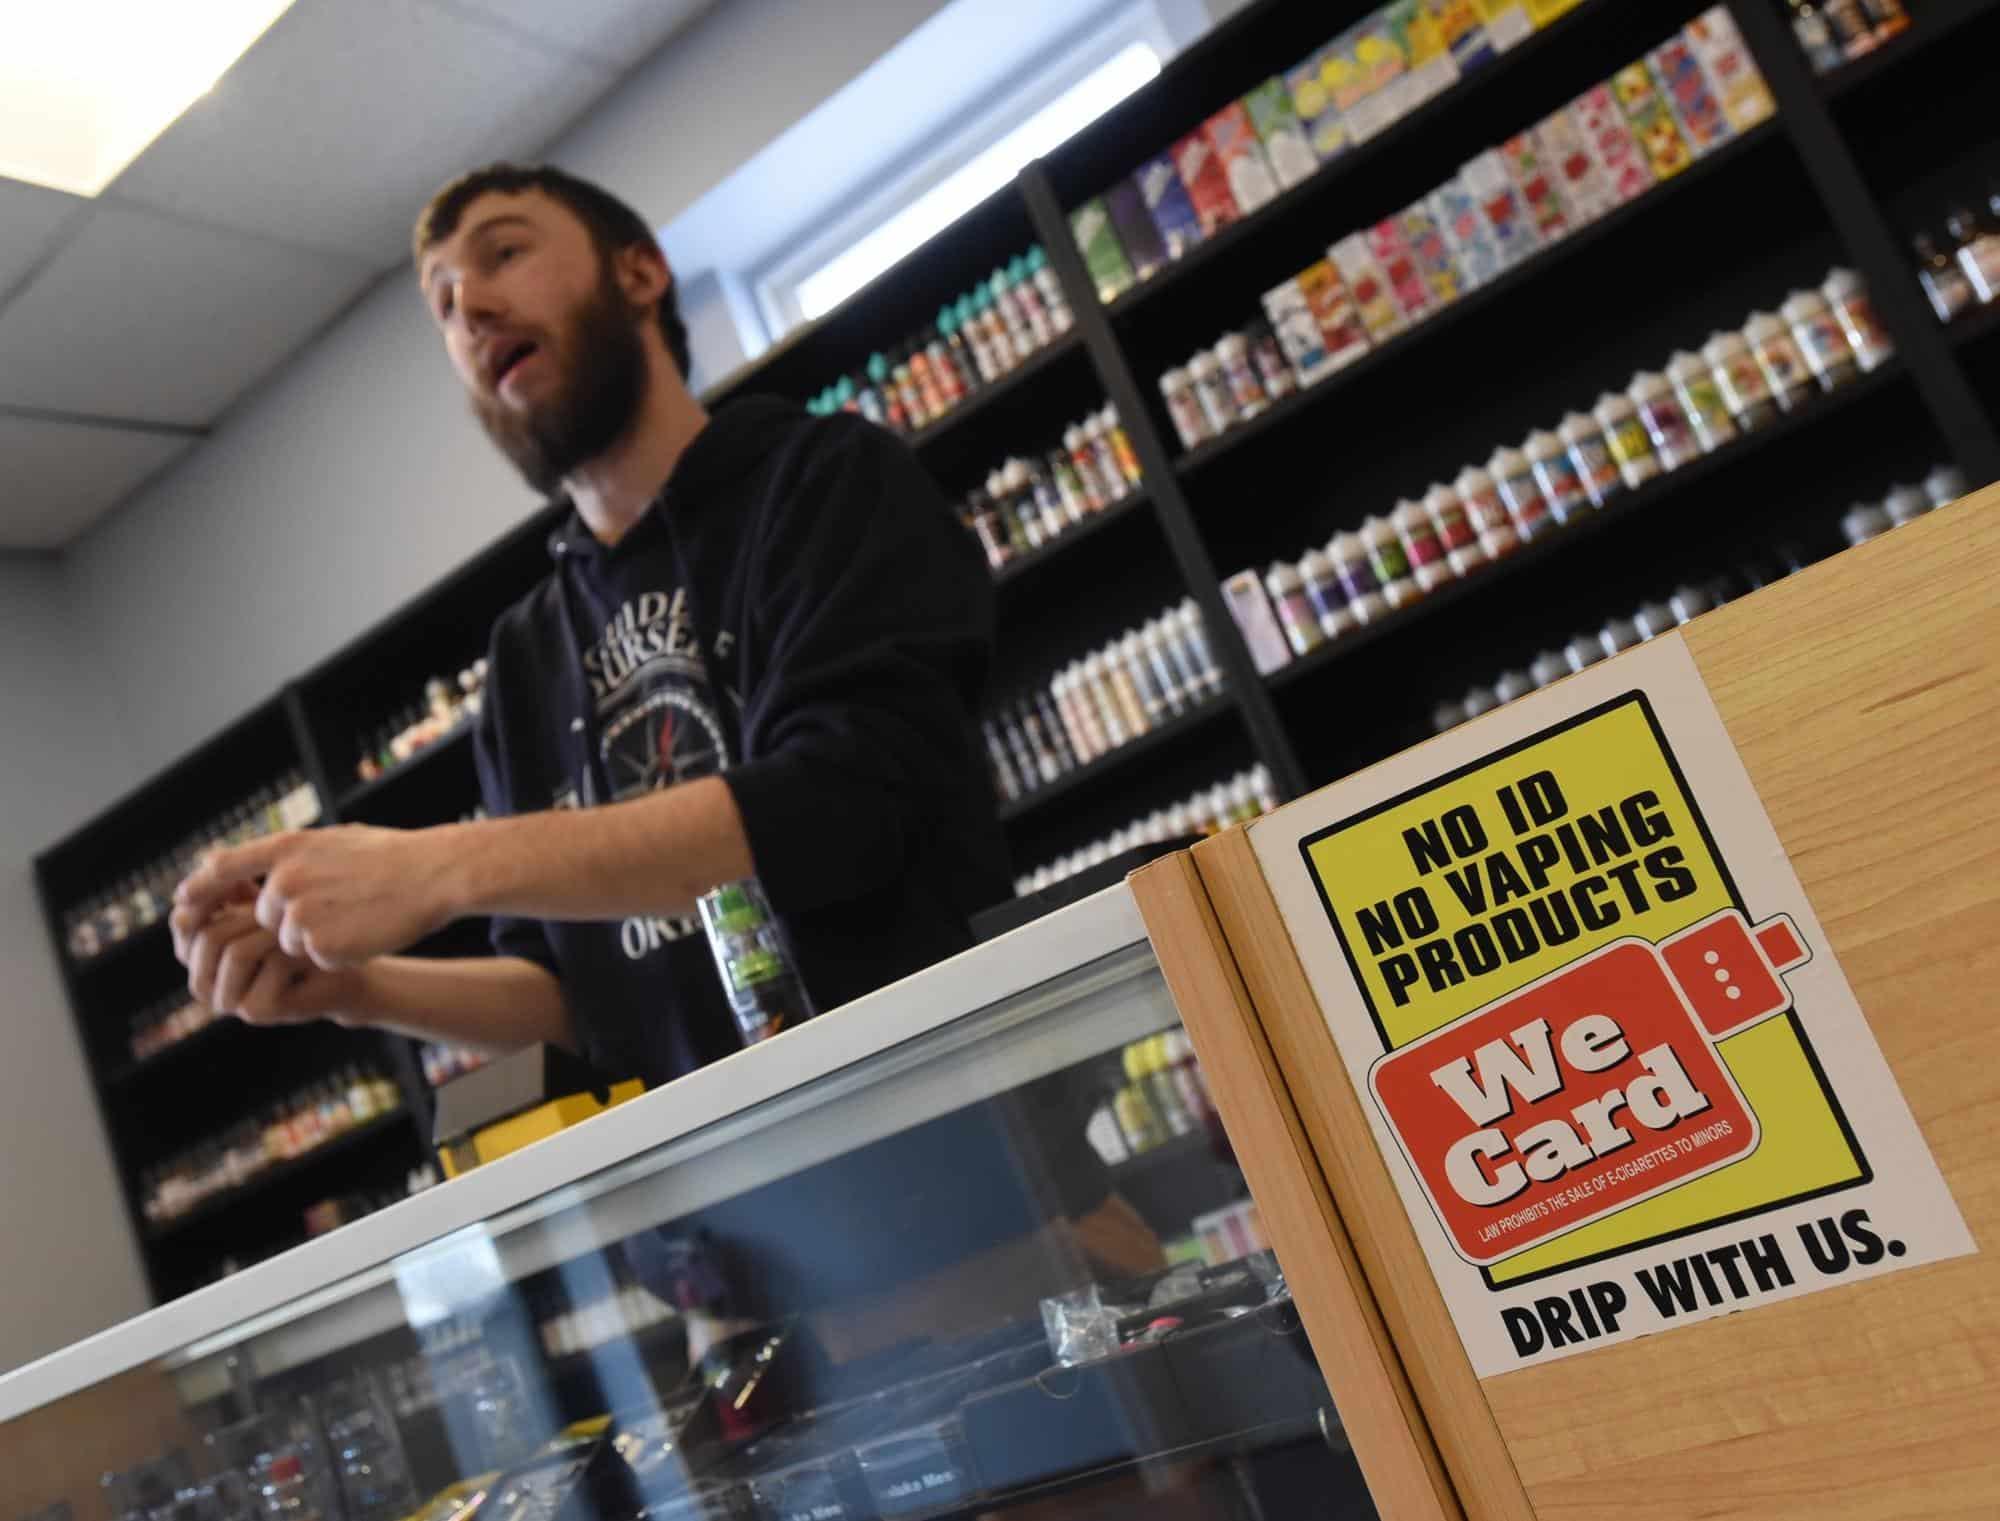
{"left": 0, "top": 889, "right": 1382, "bottom": 1521}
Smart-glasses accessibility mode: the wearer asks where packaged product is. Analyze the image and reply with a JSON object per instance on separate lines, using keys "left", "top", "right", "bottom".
{"left": 1159, "top": 367, "right": 1210, "bottom": 451}
{"left": 1243, "top": 77, "right": 1319, "bottom": 190}
{"left": 1423, "top": 481, "right": 1492, "bottom": 572}
{"left": 1362, "top": 514, "right": 1420, "bottom": 606}
{"left": 1221, "top": 573, "right": 1292, "bottom": 674}
{"left": 1780, "top": 288, "right": 1859, "bottom": 391}
{"left": 1285, "top": 46, "right": 1349, "bottom": 162}
{"left": 1261, "top": 278, "right": 1335, "bottom": 385}
{"left": 1569, "top": 85, "right": 1654, "bottom": 207}
{"left": 1426, "top": 0, "right": 1496, "bottom": 73}
{"left": 1592, "top": 391, "right": 1662, "bottom": 488}
{"left": 1647, "top": 34, "right": 1732, "bottom": 158}
{"left": 1328, "top": 532, "right": 1390, "bottom": 623}
{"left": 1103, "top": 179, "right": 1167, "bottom": 284}
{"left": 1137, "top": 153, "right": 1204, "bottom": 259}
{"left": 1524, "top": 428, "right": 1589, "bottom": 522}
{"left": 1171, "top": 130, "right": 1241, "bottom": 237}
{"left": 1247, "top": 322, "right": 1297, "bottom": 400}
{"left": 1498, "top": 131, "right": 1571, "bottom": 242}
{"left": 1453, "top": 463, "right": 1518, "bottom": 558}
{"left": 1742, "top": 310, "right": 1815, "bottom": 411}
{"left": 1391, "top": 499, "right": 1453, "bottom": 591}
{"left": 1298, "top": 547, "right": 1358, "bottom": 637}
{"left": 1702, "top": 330, "right": 1781, "bottom": 430}
{"left": 1684, "top": 8, "right": 1775, "bottom": 133}
{"left": 1471, "top": 0, "right": 1534, "bottom": 51}
{"left": 1524, "top": 0, "right": 1586, "bottom": 22}
{"left": 1366, "top": 215, "right": 1434, "bottom": 324}
{"left": 1611, "top": 62, "right": 1694, "bottom": 182}
{"left": 1203, "top": 102, "right": 1281, "bottom": 217}
{"left": 1264, "top": 562, "right": 1326, "bottom": 657}
{"left": 1533, "top": 106, "right": 1618, "bottom": 225}
{"left": 1069, "top": 200, "right": 1135, "bottom": 304}
{"left": 1188, "top": 349, "right": 1239, "bottom": 435}
{"left": 1384, "top": 0, "right": 1459, "bottom": 113}
{"left": 1459, "top": 148, "right": 1541, "bottom": 267}
{"left": 1399, "top": 199, "right": 1466, "bottom": 306}
{"left": 1296, "top": 259, "right": 1373, "bottom": 371}
{"left": 1429, "top": 175, "right": 1506, "bottom": 289}
{"left": 1332, "top": 15, "right": 1410, "bottom": 143}
{"left": 1215, "top": 332, "right": 1269, "bottom": 417}
{"left": 1558, "top": 410, "right": 1623, "bottom": 505}
{"left": 1665, "top": 351, "right": 1739, "bottom": 453}
{"left": 1488, "top": 445, "right": 1553, "bottom": 538}
{"left": 1628, "top": 370, "right": 1698, "bottom": 470}
{"left": 1329, "top": 233, "right": 1409, "bottom": 342}
{"left": 1822, "top": 268, "right": 1895, "bottom": 371}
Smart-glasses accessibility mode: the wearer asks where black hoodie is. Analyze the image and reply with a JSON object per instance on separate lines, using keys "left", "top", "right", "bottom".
{"left": 471, "top": 396, "right": 1010, "bottom": 1086}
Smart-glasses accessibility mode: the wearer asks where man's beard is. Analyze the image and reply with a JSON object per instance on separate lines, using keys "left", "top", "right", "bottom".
{"left": 472, "top": 268, "right": 648, "bottom": 496}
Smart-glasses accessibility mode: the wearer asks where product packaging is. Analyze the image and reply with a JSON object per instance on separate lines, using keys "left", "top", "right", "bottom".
{"left": 698, "top": 880, "right": 814, "bottom": 1046}
{"left": 1558, "top": 411, "right": 1623, "bottom": 506}
{"left": 1924, "top": 465, "right": 1968, "bottom": 507}
{"left": 1742, "top": 310, "right": 1815, "bottom": 411}
{"left": 1172, "top": 130, "right": 1241, "bottom": 237}
{"left": 1665, "top": 351, "right": 1739, "bottom": 453}
{"left": 1533, "top": 106, "right": 1618, "bottom": 225}
{"left": 1780, "top": 287, "right": 1859, "bottom": 391}
{"left": 1702, "top": 330, "right": 1781, "bottom": 431}
{"left": 1103, "top": 179, "right": 1169, "bottom": 284}
{"left": 1296, "top": 259, "right": 1374, "bottom": 371}
{"left": 1525, "top": 0, "right": 1586, "bottom": 22}
{"left": 1285, "top": 46, "right": 1349, "bottom": 162}
{"left": 1523, "top": 428, "right": 1589, "bottom": 522}
{"left": 1498, "top": 131, "right": 1571, "bottom": 242}
{"left": 1459, "top": 148, "right": 1542, "bottom": 268}
{"left": 1471, "top": 0, "right": 1535, "bottom": 51}
{"left": 1264, "top": 562, "right": 1326, "bottom": 657}
{"left": 1221, "top": 571, "right": 1292, "bottom": 674}
{"left": 1628, "top": 371, "right": 1698, "bottom": 470}
{"left": 1592, "top": 390, "right": 1662, "bottom": 488}
{"left": 1333, "top": 15, "right": 1410, "bottom": 143}
{"left": 1822, "top": 268, "right": 1894, "bottom": 371}
{"left": 1247, "top": 322, "right": 1296, "bottom": 400}
{"left": 1384, "top": 0, "right": 1460, "bottom": 113}
{"left": 1137, "top": 154, "right": 1205, "bottom": 259}
{"left": 1569, "top": 85, "right": 1654, "bottom": 207}
{"left": 1204, "top": 102, "right": 1281, "bottom": 219}
{"left": 1215, "top": 332, "right": 1269, "bottom": 418}
{"left": 1328, "top": 532, "right": 1390, "bottom": 623}
{"left": 1298, "top": 547, "right": 1357, "bottom": 637}
{"left": 1424, "top": 481, "right": 1491, "bottom": 572}
{"left": 1365, "top": 215, "right": 1434, "bottom": 325}
{"left": 1882, "top": 483, "right": 1929, "bottom": 526}
{"left": 1069, "top": 200, "right": 1136, "bottom": 305}
{"left": 1329, "top": 233, "right": 1410, "bottom": 342}
{"left": 1611, "top": 62, "right": 1694, "bottom": 182}
{"left": 1261, "top": 279, "right": 1332, "bottom": 386}
{"left": 1243, "top": 77, "right": 1319, "bottom": 189}
{"left": 1428, "top": 0, "right": 1496, "bottom": 73}
{"left": 1188, "top": 350, "right": 1239, "bottom": 435}
{"left": 1391, "top": 498, "right": 1452, "bottom": 591}
{"left": 1487, "top": 445, "right": 1553, "bottom": 538}
{"left": 1453, "top": 463, "right": 1518, "bottom": 558}
{"left": 1647, "top": 34, "right": 1732, "bottom": 158}
{"left": 1429, "top": 176, "right": 1506, "bottom": 290}
{"left": 1159, "top": 367, "right": 1209, "bottom": 451}
{"left": 1361, "top": 515, "right": 1420, "bottom": 606}
{"left": 1685, "top": 7, "right": 1775, "bottom": 133}
{"left": 1399, "top": 199, "right": 1465, "bottom": 306}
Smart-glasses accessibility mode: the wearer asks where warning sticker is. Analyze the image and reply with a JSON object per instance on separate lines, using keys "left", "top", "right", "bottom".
{"left": 1255, "top": 634, "right": 1972, "bottom": 1373}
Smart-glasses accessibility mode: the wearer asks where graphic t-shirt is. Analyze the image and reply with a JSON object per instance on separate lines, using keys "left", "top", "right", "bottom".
{"left": 472, "top": 397, "right": 1010, "bottom": 1087}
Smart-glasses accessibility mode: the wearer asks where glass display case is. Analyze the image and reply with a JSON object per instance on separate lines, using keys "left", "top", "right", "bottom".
{"left": 0, "top": 886, "right": 1391, "bottom": 1521}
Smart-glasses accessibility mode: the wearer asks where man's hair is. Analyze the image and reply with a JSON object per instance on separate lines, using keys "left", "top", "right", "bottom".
{"left": 414, "top": 163, "right": 690, "bottom": 380}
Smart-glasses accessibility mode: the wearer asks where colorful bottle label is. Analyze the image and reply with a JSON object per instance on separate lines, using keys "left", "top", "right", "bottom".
{"left": 1367, "top": 534, "right": 1413, "bottom": 584}
{"left": 1431, "top": 500, "right": 1477, "bottom": 550}
{"left": 1567, "top": 433, "right": 1622, "bottom": 499}
{"left": 1530, "top": 449, "right": 1587, "bottom": 510}
{"left": 1637, "top": 395, "right": 1696, "bottom": 459}
{"left": 1605, "top": 415, "right": 1655, "bottom": 467}
{"left": 1367, "top": 218, "right": 1433, "bottom": 322}
{"left": 1399, "top": 518, "right": 1447, "bottom": 565}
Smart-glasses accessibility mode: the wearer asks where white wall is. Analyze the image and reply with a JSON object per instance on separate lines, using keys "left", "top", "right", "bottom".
{"left": 0, "top": 558, "right": 150, "bottom": 1372}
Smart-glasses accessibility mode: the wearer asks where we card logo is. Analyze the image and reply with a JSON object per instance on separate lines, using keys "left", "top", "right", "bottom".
{"left": 1370, "top": 909, "right": 1811, "bottom": 1264}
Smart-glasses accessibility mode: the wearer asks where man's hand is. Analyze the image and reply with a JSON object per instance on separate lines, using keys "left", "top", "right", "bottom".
{"left": 176, "top": 901, "right": 360, "bottom": 1025}
{"left": 174, "top": 824, "right": 459, "bottom": 971}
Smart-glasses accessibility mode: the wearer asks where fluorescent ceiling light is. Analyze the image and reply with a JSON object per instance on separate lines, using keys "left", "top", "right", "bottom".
{"left": 0, "top": 0, "right": 297, "bottom": 197}
{"left": 794, "top": 40, "right": 1163, "bottom": 322}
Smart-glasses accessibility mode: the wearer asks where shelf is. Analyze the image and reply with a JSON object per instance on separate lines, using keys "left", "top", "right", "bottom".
{"left": 69, "top": 916, "right": 173, "bottom": 981}
{"left": 1107, "top": 1126, "right": 1228, "bottom": 1184}
{"left": 106, "top": 1017, "right": 243, "bottom": 1089}
{"left": 147, "top": 1109, "right": 415, "bottom": 1244}
{"left": 997, "top": 696, "right": 1234, "bottom": 825}
{"left": 1267, "top": 361, "right": 1909, "bottom": 692}
{"left": 1949, "top": 303, "right": 2000, "bottom": 351}
{"left": 1823, "top": 0, "right": 1998, "bottom": 99}
{"left": 1174, "top": 123, "right": 1781, "bottom": 479}
{"left": 908, "top": 332, "right": 1084, "bottom": 454}
{"left": 993, "top": 491, "right": 1153, "bottom": 589}
{"left": 1101, "top": 0, "right": 1612, "bottom": 324}
{"left": 336, "top": 723, "right": 475, "bottom": 815}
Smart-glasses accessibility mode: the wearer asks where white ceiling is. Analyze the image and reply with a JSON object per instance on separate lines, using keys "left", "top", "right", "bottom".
{"left": 0, "top": 0, "right": 712, "bottom": 551}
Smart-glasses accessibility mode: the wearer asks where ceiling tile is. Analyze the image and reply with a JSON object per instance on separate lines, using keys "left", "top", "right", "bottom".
{"left": 108, "top": 0, "right": 615, "bottom": 266}
{"left": 433, "top": 0, "right": 714, "bottom": 69}
{"left": 0, "top": 178, "right": 85, "bottom": 298}
{"left": 0, "top": 204, "right": 374, "bottom": 427}
{"left": 0, "top": 415, "right": 192, "bottom": 549}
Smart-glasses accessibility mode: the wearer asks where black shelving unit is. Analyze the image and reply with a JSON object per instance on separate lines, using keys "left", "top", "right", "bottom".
{"left": 34, "top": 0, "right": 2000, "bottom": 1305}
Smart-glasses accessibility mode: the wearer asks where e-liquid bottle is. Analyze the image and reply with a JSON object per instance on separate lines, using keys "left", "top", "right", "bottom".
{"left": 1666, "top": 352, "right": 1739, "bottom": 453}
{"left": 1424, "top": 481, "right": 1492, "bottom": 573}
{"left": 698, "top": 881, "right": 815, "bottom": 1046}
{"left": 1026, "top": 246, "right": 1074, "bottom": 334}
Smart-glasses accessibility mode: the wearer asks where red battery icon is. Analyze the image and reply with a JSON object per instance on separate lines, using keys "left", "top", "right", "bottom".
{"left": 1370, "top": 908, "right": 1812, "bottom": 1265}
